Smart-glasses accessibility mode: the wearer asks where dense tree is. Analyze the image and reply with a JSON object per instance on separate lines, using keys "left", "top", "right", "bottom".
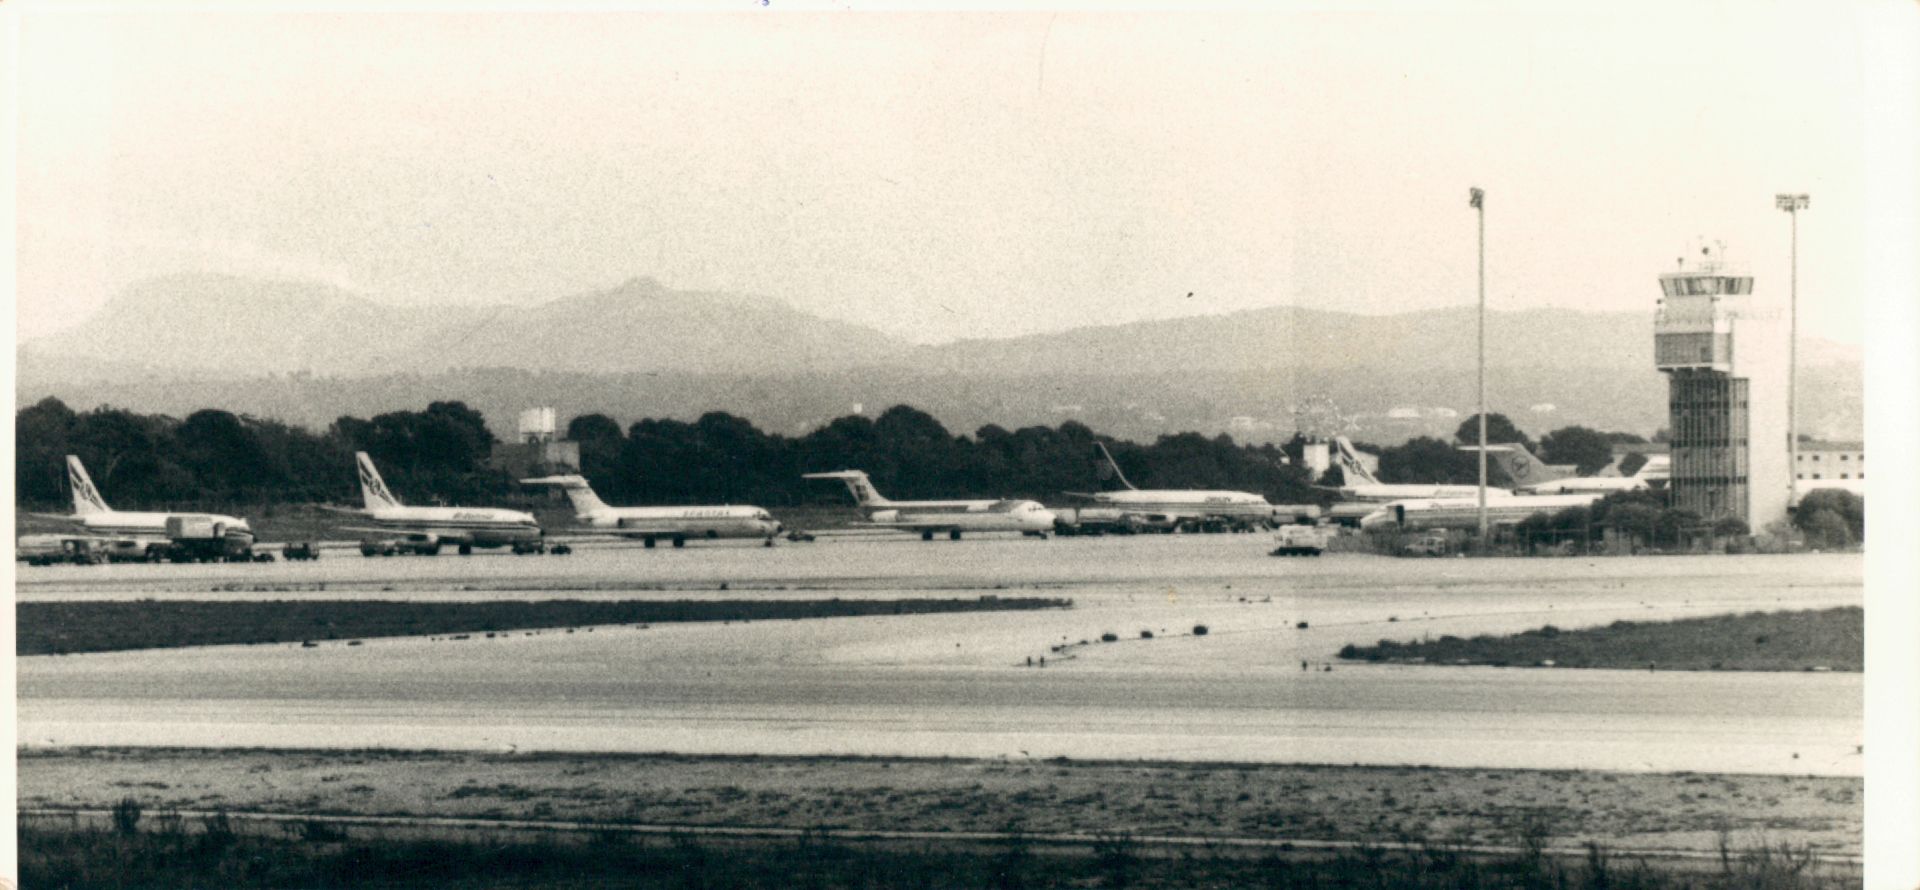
{"left": 18, "top": 400, "right": 1321, "bottom": 512}
{"left": 1792, "top": 489, "right": 1864, "bottom": 548}
{"left": 1376, "top": 436, "right": 1476, "bottom": 484}
{"left": 1453, "top": 413, "right": 1531, "bottom": 449}
{"left": 1537, "top": 426, "right": 1616, "bottom": 476}
{"left": 176, "top": 409, "right": 283, "bottom": 498}
{"left": 16, "top": 397, "right": 78, "bottom": 506}
{"left": 567, "top": 412, "right": 625, "bottom": 486}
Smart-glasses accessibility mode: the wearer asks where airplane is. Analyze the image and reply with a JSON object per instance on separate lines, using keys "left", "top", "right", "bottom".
{"left": 802, "top": 470, "right": 1056, "bottom": 540}
{"left": 27, "top": 455, "right": 257, "bottom": 561}
{"left": 1065, "top": 442, "right": 1278, "bottom": 531}
{"left": 335, "top": 452, "right": 543, "bottom": 555}
{"left": 1358, "top": 492, "right": 1606, "bottom": 532}
{"left": 1325, "top": 436, "right": 1511, "bottom": 501}
{"left": 520, "top": 474, "right": 783, "bottom": 548}
{"left": 1462, "top": 444, "right": 1653, "bottom": 495}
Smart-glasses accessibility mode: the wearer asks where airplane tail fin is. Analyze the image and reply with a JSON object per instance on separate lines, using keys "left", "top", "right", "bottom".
{"left": 355, "top": 452, "right": 404, "bottom": 511}
{"left": 1092, "top": 443, "right": 1138, "bottom": 491}
{"left": 66, "top": 455, "right": 111, "bottom": 516}
{"left": 520, "top": 474, "right": 610, "bottom": 515}
{"left": 1330, "top": 437, "right": 1381, "bottom": 486}
{"left": 1464, "top": 444, "right": 1568, "bottom": 486}
{"left": 802, "top": 471, "right": 890, "bottom": 507}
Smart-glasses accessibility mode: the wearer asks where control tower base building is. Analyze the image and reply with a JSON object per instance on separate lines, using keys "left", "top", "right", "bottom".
{"left": 1653, "top": 245, "right": 1791, "bottom": 533}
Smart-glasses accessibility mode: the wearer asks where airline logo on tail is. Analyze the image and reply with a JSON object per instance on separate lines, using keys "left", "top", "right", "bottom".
{"left": 66, "top": 455, "right": 111, "bottom": 516}
{"left": 1478, "top": 445, "right": 1558, "bottom": 484}
{"left": 846, "top": 474, "right": 884, "bottom": 506}
{"left": 355, "top": 452, "right": 403, "bottom": 511}
{"left": 1331, "top": 437, "right": 1381, "bottom": 486}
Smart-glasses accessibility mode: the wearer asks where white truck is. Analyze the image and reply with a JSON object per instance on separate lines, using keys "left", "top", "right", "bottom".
{"left": 1270, "top": 524, "right": 1331, "bottom": 557}
{"left": 17, "top": 534, "right": 106, "bottom": 566}
{"left": 164, "top": 515, "right": 251, "bottom": 562}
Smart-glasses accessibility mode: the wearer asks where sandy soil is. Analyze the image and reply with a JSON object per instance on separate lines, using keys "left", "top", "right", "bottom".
{"left": 18, "top": 748, "right": 1860, "bottom": 858}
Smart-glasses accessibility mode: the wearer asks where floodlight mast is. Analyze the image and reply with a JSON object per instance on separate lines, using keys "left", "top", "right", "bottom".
{"left": 1470, "top": 187, "right": 1488, "bottom": 543}
{"left": 1774, "top": 193, "right": 1809, "bottom": 508}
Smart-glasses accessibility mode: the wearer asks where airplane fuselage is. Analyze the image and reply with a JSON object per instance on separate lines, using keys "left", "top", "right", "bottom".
{"left": 579, "top": 506, "right": 782, "bottom": 540}
{"left": 1515, "top": 478, "right": 1650, "bottom": 495}
{"left": 1338, "top": 484, "right": 1513, "bottom": 502}
{"left": 1360, "top": 493, "right": 1603, "bottom": 531}
{"left": 862, "top": 499, "right": 1057, "bottom": 534}
{"left": 1083, "top": 489, "right": 1274, "bottom": 526}
{"left": 360, "top": 506, "right": 542, "bottom": 548}
{"left": 76, "top": 511, "right": 255, "bottom": 553}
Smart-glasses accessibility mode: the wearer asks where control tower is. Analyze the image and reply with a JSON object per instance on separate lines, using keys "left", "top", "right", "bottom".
{"left": 1653, "top": 244, "right": 1790, "bottom": 531}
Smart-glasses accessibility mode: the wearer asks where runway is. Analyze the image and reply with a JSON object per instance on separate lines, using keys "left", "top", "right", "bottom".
{"left": 16, "top": 537, "right": 1864, "bottom": 775}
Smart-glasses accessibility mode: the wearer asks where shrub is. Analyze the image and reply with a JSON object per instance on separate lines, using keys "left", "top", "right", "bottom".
{"left": 111, "top": 797, "right": 142, "bottom": 835}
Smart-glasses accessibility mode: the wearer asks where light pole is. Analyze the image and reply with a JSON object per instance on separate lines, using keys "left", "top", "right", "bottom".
{"left": 1775, "top": 193, "right": 1809, "bottom": 509}
{"left": 1471, "top": 187, "right": 1487, "bottom": 543}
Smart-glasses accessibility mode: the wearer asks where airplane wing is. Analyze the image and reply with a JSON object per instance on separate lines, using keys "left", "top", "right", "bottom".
{"left": 25, "top": 512, "right": 84, "bottom": 523}
{"left": 312, "top": 504, "right": 367, "bottom": 515}
{"left": 1061, "top": 492, "right": 1103, "bottom": 500}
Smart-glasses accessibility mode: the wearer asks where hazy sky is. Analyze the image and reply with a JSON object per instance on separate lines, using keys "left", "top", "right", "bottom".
{"left": 10, "top": 3, "right": 1901, "bottom": 345}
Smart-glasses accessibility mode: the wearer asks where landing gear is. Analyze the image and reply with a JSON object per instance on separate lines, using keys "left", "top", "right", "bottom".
{"left": 949, "top": 529, "right": 963, "bottom": 541}
{"left": 921, "top": 530, "right": 935, "bottom": 542}
{"left": 458, "top": 544, "right": 474, "bottom": 556}
{"left": 671, "top": 536, "right": 687, "bottom": 549}
{"left": 644, "top": 537, "right": 657, "bottom": 549}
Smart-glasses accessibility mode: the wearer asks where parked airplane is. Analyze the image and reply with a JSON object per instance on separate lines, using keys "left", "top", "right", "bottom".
{"left": 336, "top": 452, "right": 543, "bottom": 555}
{"left": 803, "top": 470, "right": 1056, "bottom": 540}
{"left": 521, "top": 474, "right": 782, "bottom": 548}
{"left": 1464, "top": 444, "right": 1652, "bottom": 495}
{"left": 1326, "top": 436, "right": 1509, "bottom": 501}
{"left": 1066, "top": 443, "right": 1277, "bottom": 531}
{"left": 27, "top": 455, "right": 257, "bottom": 560}
{"left": 1359, "top": 492, "right": 1605, "bottom": 532}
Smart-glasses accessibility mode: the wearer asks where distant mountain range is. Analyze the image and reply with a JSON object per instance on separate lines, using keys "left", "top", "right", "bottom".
{"left": 17, "top": 274, "right": 1863, "bottom": 444}
{"left": 19, "top": 275, "right": 912, "bottom": 379}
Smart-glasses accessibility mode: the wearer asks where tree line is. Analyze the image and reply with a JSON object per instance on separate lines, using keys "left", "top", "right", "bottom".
{"left": 15, "top": 398, "right": 1324, "bottom": 511}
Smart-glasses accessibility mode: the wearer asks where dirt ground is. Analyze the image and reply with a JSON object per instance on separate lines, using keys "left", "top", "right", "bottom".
{"left": 18, "top": 747, "right": 1860, "bottom": 858}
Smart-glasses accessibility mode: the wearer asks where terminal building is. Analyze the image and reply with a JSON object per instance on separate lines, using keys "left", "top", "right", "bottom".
{"left": 1653, "top": 246, "right": 1791, "bottom": 531}
{"left": 1794, "top": 440, "right": 1865, "bottom": 499}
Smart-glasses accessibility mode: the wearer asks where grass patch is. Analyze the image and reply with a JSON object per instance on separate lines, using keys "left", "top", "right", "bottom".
{"left": 17, "top": 819, "right": 1856, "bottom": 889}
{"left": 1338, "top": 607, "right": 1861, "bottom": 672}
{"left": 17, "top": 597, "right": 1071, "bottom": 655}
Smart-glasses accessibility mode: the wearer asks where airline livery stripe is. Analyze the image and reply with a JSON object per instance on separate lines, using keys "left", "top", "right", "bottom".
{"left": 368, "top": 520, "right": 537, "bottom": 530}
